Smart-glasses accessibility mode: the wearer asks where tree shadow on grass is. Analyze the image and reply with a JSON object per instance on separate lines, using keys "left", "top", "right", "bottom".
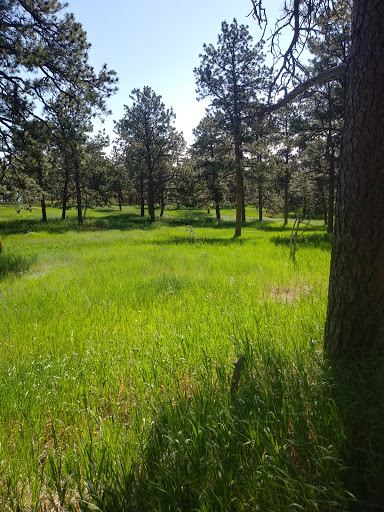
{"left": 329, "top": 359, "right": 384, "bottom": 511}
{"left": 127, "top": 345, "right": 355, "bottom": 512}
{"left": 0, "top": 208, "right": 331, "bottom": 240}
{"left": 0, "top": 211, "right": 156, "bottom": 236}
{"left": 161, "top": 214, "right": 236, "bottom": 229}
{"left": 0, "top": 253, "right": 37, "bottom": 280}
{"left": 146, "top": 236, "right": 248, "bottom": 246}
{"left": 271, "top": 232, "right": 333, "bottom": 251}
{"left": 88, "top": 213, "right": 156, "bottom": 231}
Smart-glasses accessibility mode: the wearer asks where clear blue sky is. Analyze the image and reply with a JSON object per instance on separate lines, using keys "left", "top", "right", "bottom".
{"left": 65, "top": 0, "right": 286, "bottom": 146}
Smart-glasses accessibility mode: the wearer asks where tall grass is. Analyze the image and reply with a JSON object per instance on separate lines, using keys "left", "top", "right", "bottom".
{"left": 0, "top": 205, "right": 382, "bottom": 510}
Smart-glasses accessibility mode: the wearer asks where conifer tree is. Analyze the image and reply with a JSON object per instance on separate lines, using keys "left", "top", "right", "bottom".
{"left": 195, "top": 19, "right": 267, "bottom": 236}
{"left": 0, "top": 0, "right": 117, "bottom": 209}
{"left": 116, "top": 87, "right": 184, "bottom": 221}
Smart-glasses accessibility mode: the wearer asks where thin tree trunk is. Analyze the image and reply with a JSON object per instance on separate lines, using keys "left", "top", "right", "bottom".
{"left": 241, "top": 174, "right": 246, "bottom": 223}
{"left": 319, "top": 183, "right": 328, "bottom": 226}
{"left": 140, "top": 195, "right": 145, "bottom": 216}
{"left": 327, "top": 142, "right": 335, "bottom": 233}
{"left": 41, "top": 195, "right": 47, "bottom": 222}
{"left": 118, "top": 186, "right": 123, "bottom": 211}
{"left": 160, "top": 191, "right": 165, "bottom": 217}
{"left": 62, "top": 197, "right": 67, "bottom": 220}
{"left": 148, "top": 172, "right": 155, "bottom": 222}
{"left": 284, "top": 153, "right": 289, "bottom": 226}
{"left": 258, "top": 181, "right": 263, "bottom": 221}
{"left": 324, "top": 0, "right": 384, "bottom": 358}
{"left": 74, "top": 159, "right": 83, "bottom": 225}
{"left": 83, "top": 193, "right": 88, "bottom": 220}
{"left": 215, "top": 202, "right": 221, "bottom": 220}
{"left": 62, "top": 163, "right": 69, "bottom": 220}
{"left": 234, "top": 139, "right": 243, "bottom": 237}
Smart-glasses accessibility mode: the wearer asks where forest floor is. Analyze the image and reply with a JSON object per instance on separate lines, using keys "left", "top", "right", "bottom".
{"left": 0, "top": 205, "right": 383, "bottom": 511}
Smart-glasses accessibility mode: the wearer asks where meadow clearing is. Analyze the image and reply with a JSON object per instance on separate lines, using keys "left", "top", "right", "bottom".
{"left": 0, "top": 205, "right": 382, "bottom": 511}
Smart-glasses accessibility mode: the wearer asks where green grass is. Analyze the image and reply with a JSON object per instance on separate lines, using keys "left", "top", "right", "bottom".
{"left": 0, "top": 205, "right": 382, "bottom": 511}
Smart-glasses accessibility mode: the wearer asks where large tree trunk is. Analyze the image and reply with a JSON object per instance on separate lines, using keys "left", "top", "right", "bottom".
{"left": 324, "top": 0, "right": 384, "bottom": 359}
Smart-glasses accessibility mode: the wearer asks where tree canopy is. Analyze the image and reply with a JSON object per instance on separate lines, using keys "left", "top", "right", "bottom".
{"left": 195, "top": 20, "right": 268, "bottom": 236}
{"left": 0, "top": 0, "right": 117, "bottom": 152}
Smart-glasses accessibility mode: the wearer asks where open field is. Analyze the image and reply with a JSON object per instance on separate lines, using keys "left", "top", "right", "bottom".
{"left": 0, "top": 205, "right": 382, "bottom": 511}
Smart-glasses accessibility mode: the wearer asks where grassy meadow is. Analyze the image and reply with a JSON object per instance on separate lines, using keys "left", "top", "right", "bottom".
{"left": 0, "top": 205, "right": 382, "bottom": 511}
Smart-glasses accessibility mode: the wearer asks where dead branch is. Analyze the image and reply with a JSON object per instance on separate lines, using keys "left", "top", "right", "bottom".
{"left": 258, "top": 63, "right": 347, "bottom": 116}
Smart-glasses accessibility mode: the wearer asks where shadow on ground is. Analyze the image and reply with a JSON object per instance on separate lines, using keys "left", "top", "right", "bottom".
{"left": 0, "top": 208, "right": 331, "bottom": 243}
{"left": 330, "top": 359, "right": 384, "bottom": 511}
{"left": 145, "top": 236, "right": 248, "bottom": 246}
{"left": 0, "top": 253, "right": 37, "bottom": 280}
{"left": 0, "top": 211, "right": 155, "bottom": 236}
{"left": 272, "top": 232, "right": 333, "bottom": 251}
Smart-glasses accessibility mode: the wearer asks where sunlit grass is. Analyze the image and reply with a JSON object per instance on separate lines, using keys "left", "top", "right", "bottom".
{"left": 0, "top": 205, "right": 379, "bottom": 510}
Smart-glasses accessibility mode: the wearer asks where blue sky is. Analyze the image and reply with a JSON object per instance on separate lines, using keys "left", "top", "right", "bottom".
{"left": 65, "top": 0, "right": 285, "bottom": 145}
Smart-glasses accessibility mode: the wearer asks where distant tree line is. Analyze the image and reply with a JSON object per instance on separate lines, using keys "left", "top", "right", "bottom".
{"left": 1, "top": 1, "right": 349, "bottom": 232}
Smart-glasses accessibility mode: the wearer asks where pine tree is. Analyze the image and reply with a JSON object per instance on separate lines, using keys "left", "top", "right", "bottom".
{"left": 116, "top": 87, "right": 184, "bottom": 221}
{"left": 195, "top": 19, "right": 267, "bottom": 236}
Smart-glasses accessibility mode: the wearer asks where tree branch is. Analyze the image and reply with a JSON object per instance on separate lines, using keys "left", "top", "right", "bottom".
{"left": 258, "top": 63, "right": 347, "bottom": 115}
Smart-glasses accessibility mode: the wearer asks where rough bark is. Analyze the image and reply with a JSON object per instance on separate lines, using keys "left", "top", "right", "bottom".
{"left": 324, "top": 0, "right": 384, "bottom": 358}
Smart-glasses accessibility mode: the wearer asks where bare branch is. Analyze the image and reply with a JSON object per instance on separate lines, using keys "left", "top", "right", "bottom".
{"left": 258, "top": 63, "right": 347, "bottom": 115}
{"left": 249, "top": 0, "right": 267, "bottom": 26}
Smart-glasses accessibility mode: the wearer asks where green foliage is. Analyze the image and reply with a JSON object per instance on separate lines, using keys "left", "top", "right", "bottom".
{"left": 195, "top": 19, "right": 270, "bottom": 236}
{"left": 194, "top": 19, "right": 267, "bottom": 128}
{"left": 0, "top": 0, "right": 117, "bottom": 218}
{"left": 115, "top": 87, "right": 185, "bottom": 221}
{"left": 191, "top": 113, "right": 233, "bottom": 212}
